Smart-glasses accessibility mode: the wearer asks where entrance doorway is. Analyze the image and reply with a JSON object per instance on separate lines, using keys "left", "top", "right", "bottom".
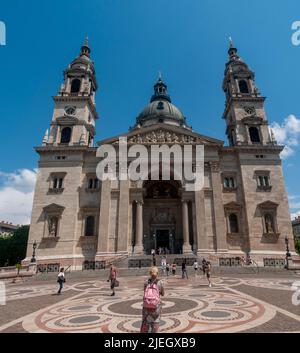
{"left": 156, "top": 229, "right": 170, "bottom": 254}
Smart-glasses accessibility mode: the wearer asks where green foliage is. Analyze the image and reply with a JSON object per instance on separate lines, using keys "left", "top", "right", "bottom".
{"left": 295, "top": 238, "right": 300, "bottom": 255}
{"left": 0, "top": 226, "right": 29, "bottom": 267}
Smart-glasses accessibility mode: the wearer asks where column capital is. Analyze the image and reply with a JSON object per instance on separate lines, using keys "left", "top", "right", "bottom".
{"left": 209, "top": 161, "right": 220, "bottom": 173}
{"left": 134, "top": 200, "right": 144, "bottom": 206}
{"left": 181, "top": 199, "right": 190, "bottom": 204}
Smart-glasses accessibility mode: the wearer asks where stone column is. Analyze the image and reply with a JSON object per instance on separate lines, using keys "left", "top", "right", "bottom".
{"left": 96, "top": 180, "right": 111, "bottom": 257}
{"left": 195, "top": 189, "right": 208, "bottom": 253}
{"left": 117, "top": 180, "right": 130, "bottom": 254}
{"left": 182, "top": 200, "right": 192, "bottom": 254}
{"left": 210, "top": 162, "right": 227, "bottom": 252}
{"left": 134, "top": 201, "right": 144, "bottom": 254}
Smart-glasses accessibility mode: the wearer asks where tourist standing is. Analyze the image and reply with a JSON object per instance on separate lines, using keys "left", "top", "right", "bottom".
{"left": 182, "top": 261, "right": 188, "bottom": 279}
{"left": 107, "top": 264, "right": 118, "bottom": 296}
{"left": 205, "top": 261, "right": 212, "bottom": 287}
{"left": 57, "top": 268, "right": 65, "bottom": 295}
{"left": 141, "top": 267, "right": 165, "bottom": 333}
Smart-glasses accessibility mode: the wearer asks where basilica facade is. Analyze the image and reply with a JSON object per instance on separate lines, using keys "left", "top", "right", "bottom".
{"left": 24, "top": 40, "right": 297, "bottom": 269}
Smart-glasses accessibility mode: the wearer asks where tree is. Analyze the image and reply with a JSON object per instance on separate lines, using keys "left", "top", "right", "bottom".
{"left": 295, "top": 238, "right": 300, "bottom": 256}
{"left": 0, "top": 226, "right": 29, "bottom": 267}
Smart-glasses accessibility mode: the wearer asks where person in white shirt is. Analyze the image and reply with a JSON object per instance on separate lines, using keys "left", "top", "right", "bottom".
{"left": 57, "top": 268, "right": 65, "bottom": 294}
{"left": 193, "top": 260, "right": 199, "bottom": 276}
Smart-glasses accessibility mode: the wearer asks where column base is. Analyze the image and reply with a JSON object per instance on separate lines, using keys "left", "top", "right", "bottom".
{"left": 133, "top": 245, "right": 144, "bottom": 255}
{"left": 182, "top": 244, "right": 193, "bottom": 254}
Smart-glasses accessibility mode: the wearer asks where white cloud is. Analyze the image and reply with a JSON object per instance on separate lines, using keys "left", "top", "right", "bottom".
{"left": 271, "top": 115, "right": 300, "bottom": 159}
{"left": 0, "top": 169, "right": 37, "bottom": 225}
{"left": 291, "top": 211, "right": 300, "bottom": 220}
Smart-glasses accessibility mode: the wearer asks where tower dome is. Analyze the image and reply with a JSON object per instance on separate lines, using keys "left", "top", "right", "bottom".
{"left": 133, "top": 77, "right": 191, "bottom": 130}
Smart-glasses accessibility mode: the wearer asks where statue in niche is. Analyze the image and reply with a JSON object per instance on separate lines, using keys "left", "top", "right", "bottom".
{"left": 48, "top": 216, "right": 58, "bottom": 237}
{"left": 265, "top": 214, "right": 274, "bottom": 234}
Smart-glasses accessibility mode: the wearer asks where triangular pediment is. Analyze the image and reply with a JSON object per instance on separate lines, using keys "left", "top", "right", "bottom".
{"left": 258, "top": 201, "right": 279, "bottom": 209}
{"left": 224, "top": 201, "right": 242, "bottom": 210}
{"left": 97, "top": 123, "right": 224, "bottom": 146}
{"left": 43, "top": 203, "right": 65, "bottom": 213}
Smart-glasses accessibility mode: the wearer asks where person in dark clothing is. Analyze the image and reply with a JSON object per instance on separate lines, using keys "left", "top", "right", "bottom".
{"left": 181, "top": 261, "right": 188, "bottom": 279}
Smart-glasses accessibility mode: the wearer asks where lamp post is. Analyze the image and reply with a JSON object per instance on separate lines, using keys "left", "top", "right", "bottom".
{"left": 31, "top": 241, "right": 37, "bottom": 263}
{"left": 285, "top": 236, "right": 291, "bottom": 270}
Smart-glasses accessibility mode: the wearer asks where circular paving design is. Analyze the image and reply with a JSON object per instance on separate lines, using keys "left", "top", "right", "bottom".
{"left": 19, "top": 278, "right": 276, "bottom": 333}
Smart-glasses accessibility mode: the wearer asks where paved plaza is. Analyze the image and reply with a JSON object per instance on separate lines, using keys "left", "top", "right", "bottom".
{"left": 0, "top": 271, "right": 300, "bottom": 333}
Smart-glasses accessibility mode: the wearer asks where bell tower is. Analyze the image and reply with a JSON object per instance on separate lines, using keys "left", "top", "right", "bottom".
{"left": 43, "top": 38, "right": 99, "bottom": 147}
{"left": 222, "top": 39, "right": 276, "bottom": 147}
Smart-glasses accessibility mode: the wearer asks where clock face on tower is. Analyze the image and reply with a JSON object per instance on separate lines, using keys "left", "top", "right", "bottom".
{"left": 65, "top": 106, "right": 76, "bottom": 116}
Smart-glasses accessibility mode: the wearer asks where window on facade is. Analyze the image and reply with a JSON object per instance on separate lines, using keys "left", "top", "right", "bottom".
{"left": 60, "top": 127, "right": 72, "bottom": 144}
{"left": 257, "top": 174, "right": 271, "bottom": 189}
{"left": 53, "top": 177, "right": 63, "bottom": 190}
{"left": 71, "top": 79, "right": 81, "bottom": 93}
{"left": 88, "top": 178, "right": 99, "bottom": 190}
{"left": 249, "top": 127, "right": 261, "bottom": 143}
{"left": 85, "top": 216, "right": 95, "bottom": 236}
{"left": 229, "top": 213, "right": 239, "bottom": 233}
{"left": 224, "top": 177, "right": 235, "bottom": 189}
{"left": 239, "top": 80, "right": 249, "bottom": 94}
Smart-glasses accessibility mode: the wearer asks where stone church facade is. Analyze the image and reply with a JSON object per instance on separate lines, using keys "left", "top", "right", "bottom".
{"left": 24, "top": 39, "right": 297, "bottom": 269}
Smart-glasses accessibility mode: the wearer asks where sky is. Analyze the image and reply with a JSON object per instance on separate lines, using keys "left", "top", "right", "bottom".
{"left": 0, "top": 0, "right": 300, "bottom": 224}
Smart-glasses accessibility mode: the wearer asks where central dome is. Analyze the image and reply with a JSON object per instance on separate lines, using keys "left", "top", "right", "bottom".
{"left": 133, "top": 78, "right": 191, "bottom": 130}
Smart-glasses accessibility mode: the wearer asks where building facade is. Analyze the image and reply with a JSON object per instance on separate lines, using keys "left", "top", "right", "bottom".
{"left": 0, "top": 221, "right": 20, "bottom": 238}
{"left": 292, "top": 216, "right": 300, "bottom": 240}
{"left": 24, "top": 40, "right": 297, "bottom": 269}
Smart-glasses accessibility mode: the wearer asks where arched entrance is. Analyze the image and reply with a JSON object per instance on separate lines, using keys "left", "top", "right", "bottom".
{"left": 142, "top": 180, "right": 183, "bottom": 254}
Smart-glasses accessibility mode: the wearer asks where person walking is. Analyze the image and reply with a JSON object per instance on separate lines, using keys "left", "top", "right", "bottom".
{"left": 107, "top": 264, "right": 118, "bottom": 296}
{"left": 57, "top": 268, "right": 65, "bottom": 295}
{"left": 182, "top": 261, "right": 188, "bottom": 279}
{"left": 141, "top": 266, "right": 165, "bottom": 333}
{"left": 166, "top": 263, "right": 170, "bottom": 277}
{"left": 193, "top": 260, "right": 199, "bottom": 276}
{"left": 171, "top": 263, "right": 177, "bottom": 276}
{"left": 202, "top": 258, "right": 207, "bottom": 277}
{"left": 205, "top": 261, "right": 212, "bottom": 287}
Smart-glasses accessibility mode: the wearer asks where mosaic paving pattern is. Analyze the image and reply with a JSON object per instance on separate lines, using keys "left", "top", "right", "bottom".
{"left": 1, "top": 275, "right": 300, "bottom": 333}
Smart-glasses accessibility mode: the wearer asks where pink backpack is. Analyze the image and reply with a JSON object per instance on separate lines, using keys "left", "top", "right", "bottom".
{"left": 143, "top": 280, "right": 160, "bottom": 309}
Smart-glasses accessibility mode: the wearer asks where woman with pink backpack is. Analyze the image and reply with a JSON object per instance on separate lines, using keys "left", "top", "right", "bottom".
{"left": 141, "top": 266, "right": 165, "bottom": 333}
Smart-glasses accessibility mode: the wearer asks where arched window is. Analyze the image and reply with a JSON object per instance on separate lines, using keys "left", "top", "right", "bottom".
{"left": 229, "top": 213, "right": 239, "bottom": 233}
{"left": 249, "top": 127, "right": 261, "bottom": 143}
{"left": 85, "top": 216, "right": 95, "bottom": 236}
{"left": 60, "top": 127, "right": 72, "bottom": 144}
{"left": 71, "top": 79, "right": 81, "bottom": 93}
{"left": 239, "top": 80, "right": 249, "bottom": 94}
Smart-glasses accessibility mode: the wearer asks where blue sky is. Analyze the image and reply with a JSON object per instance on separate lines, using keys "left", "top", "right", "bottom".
{"left": 0, "top": 0, "right": 300, "bottom": 224}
